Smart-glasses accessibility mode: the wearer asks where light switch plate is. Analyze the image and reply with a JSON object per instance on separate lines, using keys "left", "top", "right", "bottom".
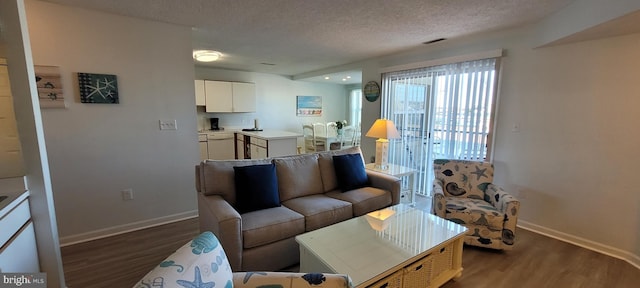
{"left": 159, "top": 120, "right": 177, "bottom": 130}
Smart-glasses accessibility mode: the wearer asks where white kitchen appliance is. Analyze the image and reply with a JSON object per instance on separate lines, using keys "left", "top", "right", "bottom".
{"left": 207, "top": 132, "right": 235, "bottom": 160}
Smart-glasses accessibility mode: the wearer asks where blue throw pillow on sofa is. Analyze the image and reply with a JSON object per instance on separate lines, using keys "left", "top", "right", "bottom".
{"left": 234, "top": 163, "right": 280, "bottom": 214}
{"left": 333, "top": 153, "right": 368, "bottom": 191}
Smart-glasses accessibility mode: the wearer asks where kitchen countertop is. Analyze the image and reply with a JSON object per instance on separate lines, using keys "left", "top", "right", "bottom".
{"left": 0, "top": 187, "right": 29, "bottom": 218}
{"left": 236, "top": 130, "right": 302, "bottom": 140}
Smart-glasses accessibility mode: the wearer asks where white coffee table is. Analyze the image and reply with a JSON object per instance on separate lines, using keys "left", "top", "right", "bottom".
{"left": 296, "top": 204, "right": 468, "bottom": 288}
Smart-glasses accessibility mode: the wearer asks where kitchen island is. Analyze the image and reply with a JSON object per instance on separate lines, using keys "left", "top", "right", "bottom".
{"left": 235, "top": 130, "right": 301, "bottom": 159}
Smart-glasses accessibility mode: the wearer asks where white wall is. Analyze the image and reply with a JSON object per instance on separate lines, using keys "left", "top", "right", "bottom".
{"left": 2, "top": 0, "right": 66, "bottom": 285}
{"left": 25, "top": 0, "right": 199, "bottom": 242}
{"left": 195, "top": 67, "right": 349, "bottom": 137}
{"left": 357, "top": 26, "right": 640, "bottom": 265}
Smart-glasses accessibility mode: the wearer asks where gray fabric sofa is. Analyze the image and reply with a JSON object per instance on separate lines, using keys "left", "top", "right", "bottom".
{"left": 196, "top": 146, "right": 401, "bottom": 272}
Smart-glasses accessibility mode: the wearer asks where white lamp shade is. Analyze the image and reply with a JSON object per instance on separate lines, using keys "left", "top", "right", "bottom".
{"left": 365, "top": 119, "right": 400, "bottom": 169}
{"left": 365, "top": 119, "right": 400, "bottom": 139}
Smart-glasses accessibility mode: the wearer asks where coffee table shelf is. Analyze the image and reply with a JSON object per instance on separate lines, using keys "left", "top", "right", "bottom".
{"left": 296, "top": 204, "right": 467, "bottom": 288}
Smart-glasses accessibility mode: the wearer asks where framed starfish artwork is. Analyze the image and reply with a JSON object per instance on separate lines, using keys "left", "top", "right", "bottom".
{"left": 78, "top": 72, "right": 119, "bottom": 103}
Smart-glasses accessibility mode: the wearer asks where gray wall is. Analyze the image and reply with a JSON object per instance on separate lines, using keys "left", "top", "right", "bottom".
{"left": 25, "top": 0, "right": 198, "bottom": 242}
{"left": 355, "top": 15, "right": 640, "bottom": 265}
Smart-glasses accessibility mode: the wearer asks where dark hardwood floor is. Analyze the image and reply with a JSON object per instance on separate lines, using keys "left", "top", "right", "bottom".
{"left": 61, "top": 201, "right": 639, "bottom": 287}
{"left": 61, "top": 219, "right": 200, "bottom": 287}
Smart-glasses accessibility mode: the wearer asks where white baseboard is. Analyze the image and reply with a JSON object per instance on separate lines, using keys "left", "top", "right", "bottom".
{"left": 59, "top": 210, "right": 198, "bottom": 247}
{"left": 518, "top": 220, "right": 640, "bottom": 270}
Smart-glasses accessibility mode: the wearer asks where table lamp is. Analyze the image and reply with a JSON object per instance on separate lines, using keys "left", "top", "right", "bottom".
{"left": 365, "top": 119, "right": 400, "bottom": 169}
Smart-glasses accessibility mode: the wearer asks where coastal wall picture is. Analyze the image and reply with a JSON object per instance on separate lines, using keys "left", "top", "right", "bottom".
{"left": 78, "top": 72, "right": 119, "bottom": 104}
{"left": 296, "top": 95, "right": 322, "bottom": 116}
{"left": 34, "top": 65, "right": 65, "bottom": 108}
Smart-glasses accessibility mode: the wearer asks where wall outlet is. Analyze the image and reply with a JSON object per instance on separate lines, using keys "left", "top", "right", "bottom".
{"left": 121, "top": 188, "right": 133, "bottom": 200}
{"left": 159, "top": 120, "right": 177, "bottom": 130}
{"left": 511, "top": 123, "right": 520, "bottom": 133}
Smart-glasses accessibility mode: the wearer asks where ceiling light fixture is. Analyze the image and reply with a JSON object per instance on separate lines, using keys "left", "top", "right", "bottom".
{"left": 324, "top": 76, "right": 330, "bottom": 80}
{"left": 193, "top": 50, "right": 222, "bottom": 62}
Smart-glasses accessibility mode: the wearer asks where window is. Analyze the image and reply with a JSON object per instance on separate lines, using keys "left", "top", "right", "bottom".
{"left": 381, "top": 58, "right": 499, "bottom": 196}
{"left": 349, "top": 88, "right": 362, "bottom": 130}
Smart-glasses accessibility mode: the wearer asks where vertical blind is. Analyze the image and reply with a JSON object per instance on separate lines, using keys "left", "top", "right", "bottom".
{"left": 381, "top": 58, "right": 499, "bottom": 196}
{"left": 349, "top": 88, "right": 362, "bottom": 129}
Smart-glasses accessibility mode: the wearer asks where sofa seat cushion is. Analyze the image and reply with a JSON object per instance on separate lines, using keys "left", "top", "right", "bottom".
{"left": 282, "top": 195, "right": 352, "bottom": 231}
{"left": 445, "top": 198, "right": 504, "bottom": 230}
{"left": 325, "top": 187, "right": 392, "bottom": 217}
{"left": 242, "top": 206, "right": 305, "bottom": 249}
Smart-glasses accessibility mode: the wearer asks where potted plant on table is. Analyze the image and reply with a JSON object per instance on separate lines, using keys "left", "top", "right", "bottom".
{"left": 335, "top": 120, "right": 347, "bottom": 135}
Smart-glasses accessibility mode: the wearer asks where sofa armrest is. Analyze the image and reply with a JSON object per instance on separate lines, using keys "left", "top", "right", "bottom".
{"left": 197, "top": 193, "right": 243, "bottom": 271}
{"left": 431, "top": 179, "right": 446, "bottom": 218}
{"left": 233, "top": 272, "right": 353, "bottom": 288}
{"left": 366, "top": 170, "right": 402, "bottom": 205}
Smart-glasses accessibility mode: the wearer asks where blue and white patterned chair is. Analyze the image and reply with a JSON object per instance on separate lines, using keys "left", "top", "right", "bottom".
{"left": 431, "top": 159, "right": 520, "bottom": 250}
{"left": 135, "top": 231, "right": 353, "bottom": 288}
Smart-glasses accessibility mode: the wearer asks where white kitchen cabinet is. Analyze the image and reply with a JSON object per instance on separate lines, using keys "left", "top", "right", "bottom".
{"left": 0, "top": 194, "right": 39, "bottom": 273}
{"left": 203, "top": 80, "right": 256, "bottom": 113}
{"left": 231, "top": 82, "right": 256, "bottom": 112}
{"left": 236, "top": 131, "right": 300, "bottom": 159}
{"left": 205, "top": 81, "right": 233, "bottom": 112}
{"left": 250, "top": 137, "right": 268, "bottom": 159}
{"left": 198, "top": 134, "right": 208, "bottom": 161}
{"left": 194, "top": 80, "right": 206, "bottom": 106}
{"left": 207, "top": 133, "right": 235, "bottom": 160}
{"left": 0, "top": 221, "right": 39, "bottom": 272}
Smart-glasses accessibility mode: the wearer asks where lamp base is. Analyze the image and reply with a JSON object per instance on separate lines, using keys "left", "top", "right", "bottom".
{"left": 374, "top": 138, "right": 389, "bottom": 170}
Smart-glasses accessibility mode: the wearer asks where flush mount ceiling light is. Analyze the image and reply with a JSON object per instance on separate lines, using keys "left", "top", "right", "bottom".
{"left": 193, "top": 50, "right": 221, "bottom": 62}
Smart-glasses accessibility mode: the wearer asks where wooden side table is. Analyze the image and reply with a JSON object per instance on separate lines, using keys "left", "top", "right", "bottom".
{"left": 365, "top": 163, "right": 417, "bottom": 205}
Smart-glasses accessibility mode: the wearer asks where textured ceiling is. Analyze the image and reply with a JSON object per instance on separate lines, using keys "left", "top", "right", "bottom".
{"left": 42, "top": 0, "right": 576, "bottom": 80}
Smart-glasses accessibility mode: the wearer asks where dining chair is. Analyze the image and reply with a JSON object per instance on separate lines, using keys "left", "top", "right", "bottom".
{"left": 313, "top": 122, "right": 327, "bottom": 137}
{"left": 352, "top": 124, "right": 361, "bottom": 146}
{"left": 303, "top": 124, "right": 325, "bottom": 152}
{"left": 326, "top": 122, "right": 338, "bottom": 138}
{"left": 341, "top": 126, "right": 356, "bottom": 148}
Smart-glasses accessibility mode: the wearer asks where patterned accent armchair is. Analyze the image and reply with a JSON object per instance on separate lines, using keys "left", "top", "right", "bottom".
{"left": 431, "top": 159, "right": 520, "bottom": 250}
{"left": 135, "top": 231, "right": 353, "bottom": 288}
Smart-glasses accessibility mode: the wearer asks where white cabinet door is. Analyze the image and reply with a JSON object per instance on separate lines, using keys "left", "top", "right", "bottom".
{"left": 205, "top": 81, "right": 232, "bottom": 112}
{"left": 194, "top": 80, "right": 205, "bottom": 106}
{"left": 207, "top": 138, "right": 235, "bottom": 160}
{"left": 232, "top": 82, "right": 256, "bottom": 112}
{"left": 250, "top": 144, "right": 268, "bottom": 159}
{"left": 0, "top": 221, "right": 40, "bottom": 272}
{"left": 199, "top": 141, "right": 208, "bottom": 161}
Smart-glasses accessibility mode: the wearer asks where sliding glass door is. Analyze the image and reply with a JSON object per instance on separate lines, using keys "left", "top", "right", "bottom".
{"left": 381, "top": 58, "right": 499, "bottom": 197}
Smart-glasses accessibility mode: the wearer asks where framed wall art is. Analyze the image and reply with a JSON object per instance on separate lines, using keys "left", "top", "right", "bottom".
{"left": 34, "top": 65, "right": 65, "bottom": 108}
{"left": 78, "top": 72, "right": 119, "bottom": 104}
{"left": 296, "top": 95, "right": 322, "bottom": 116}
